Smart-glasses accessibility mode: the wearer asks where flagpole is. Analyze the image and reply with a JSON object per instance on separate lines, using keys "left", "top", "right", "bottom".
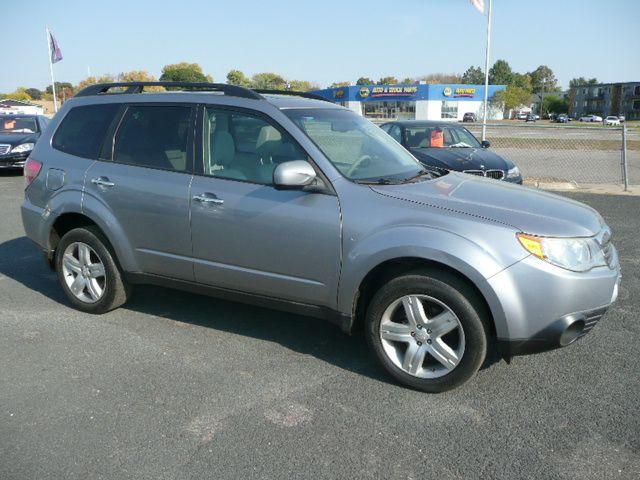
{"left": 481, "top": 0, "right": 493, "bottom": 141}
{"left": 46, "top": 26, "right": 59, "bottom": 113}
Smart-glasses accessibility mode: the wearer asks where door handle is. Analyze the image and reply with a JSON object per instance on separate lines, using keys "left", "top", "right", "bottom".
{"left": 91, "top": 177, "right": 115, "bottom": 188}
{"left": 193, "top": 193, "right": 224, "bottom": 205}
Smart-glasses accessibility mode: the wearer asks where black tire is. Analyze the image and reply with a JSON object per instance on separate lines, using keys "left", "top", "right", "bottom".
{"left": 365, "top": 270, "right": 490, "bottom": 393}
{"left": 55, "top": 226, "right": 131, "bottom": 313}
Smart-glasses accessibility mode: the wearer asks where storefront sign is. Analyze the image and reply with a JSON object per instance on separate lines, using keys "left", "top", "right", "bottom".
{"left": 334, "top": 89, "right": 346, "bottom": 99}
{"left": 359, "top": 85, "right": 418, "bottom": 99}
{"left": 444, "top": 87, "right": 477, "bottom": 98}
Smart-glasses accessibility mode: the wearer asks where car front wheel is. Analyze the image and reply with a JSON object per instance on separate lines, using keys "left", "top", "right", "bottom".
{"left": 365, "top": 271, "right": 490, "bottom": 392}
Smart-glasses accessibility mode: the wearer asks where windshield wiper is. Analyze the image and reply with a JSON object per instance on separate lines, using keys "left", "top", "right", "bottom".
{"left": 401, "top": 170, "right": 433, "bottom": 183}
{"left": 357, "top": 177, "right": 397, "bottom": 185}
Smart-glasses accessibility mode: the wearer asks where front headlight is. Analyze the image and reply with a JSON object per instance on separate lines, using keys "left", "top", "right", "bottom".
{"left": 517, "top": 233, "right": 607, "bottom": 272}
{"left": 11, "top": 143, "right": 34, "bottom": 154}
{"left": 506, "top": 166, "right": 520, "bottom": 179}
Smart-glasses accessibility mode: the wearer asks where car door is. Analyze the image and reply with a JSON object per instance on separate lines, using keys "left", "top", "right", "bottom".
{"left": 84, "top": 103, "right": 195, "bottom": 280}
{"left": 189, "top": 105, "right": 341, "bottom": 308}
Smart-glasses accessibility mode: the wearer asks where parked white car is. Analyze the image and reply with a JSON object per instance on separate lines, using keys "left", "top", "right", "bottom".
{"left": 603, "top": 116, "right": 621, "bottom": 126}
{"left": 579, "top": 115, "right": 603, "bottom": 122}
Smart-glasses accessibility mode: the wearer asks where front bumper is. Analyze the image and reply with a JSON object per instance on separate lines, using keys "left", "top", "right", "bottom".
{"left": 488, "top": 246, "right": 621, "bottom": 357}
{"left": 0, "top": 151, "right": 29, "bottom": 169}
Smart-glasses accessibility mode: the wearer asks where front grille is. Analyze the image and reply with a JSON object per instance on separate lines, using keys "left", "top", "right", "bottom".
{"left": 0, "top": 144, "right": 11, "bottom": 155}
{"left": 463, "top": 169, "right": 505, "bottom": 180}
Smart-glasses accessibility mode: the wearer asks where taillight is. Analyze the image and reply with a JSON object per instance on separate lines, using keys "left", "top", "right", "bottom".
{"left": 24, "top": 158, "right": 43, "bottom": 188}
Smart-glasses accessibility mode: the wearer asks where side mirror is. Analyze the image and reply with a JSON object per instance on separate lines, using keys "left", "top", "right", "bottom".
{"left": 481, "top": 140, "right": 491, "bottom": 148}
{"left": 273, "top": 160, "right": 317, "bottom": 189}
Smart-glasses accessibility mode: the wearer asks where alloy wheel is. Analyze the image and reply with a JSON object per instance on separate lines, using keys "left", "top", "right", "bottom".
{"left": 61, "top": 242, "right": 106, "bottom": 303}
{"left": 379, "top": 294, "right": 465, "bottom": 378}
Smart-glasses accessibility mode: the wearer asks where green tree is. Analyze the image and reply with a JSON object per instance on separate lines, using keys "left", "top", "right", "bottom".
{"left": 529, "top": 65, "right": 559, "bottom": 94}
{"left": 493, "top": 86, "right": 532, "bottom": 111}
{"left": 288, "top": 80, "right": 318, "bottom": 91}
{"left": 46, "top": 82, "right": 73, "bottom": 95}
{"left": 330, "top": 81, "right": 351, "bottom": 87}
{"left": 356, "top": 77, "right": 374, "bottom": 85}
{"left": 512, "top": 72, "right": 533, "bottom": 91}
{"left": 251, "top": 72, "right": 287, "bottom": 90}
{"left": 75, "top": 75, "right": 116, "bottom": 91}
{"left": 159, "top": 62, "right": 212, "bottom": 83}
{"left": 118, "top": 70, "right": 164, "bottom": 91}
{"left": 401, "top": 77, "right": 415, "bottom": 84}
{"left": 226, "top": 69, "right": 251, "bottom": 87}
{"left": 418, "top": 73, "right": 462, "bottom": 84}
{"left": 461, "top": 66, "right": 484, "bottom": 84}
{"left": 25, "top": 88, "right": 42, "bottom": 100}
{"left": 568, "top": 77, "right": 598, "bottom": 89}
{"left": 488, "top": 59, "right": 514, "bottom": 86}
{"left": 4, "top": 90, "right": 32, "bottom": 101}
{"left": 542, "top": 95, "right": 568, "bottom": 114}
{"left": 378, "top": 76, "right": 398, "bottom": 85}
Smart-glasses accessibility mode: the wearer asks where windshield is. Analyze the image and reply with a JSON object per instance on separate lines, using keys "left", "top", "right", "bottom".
{"left": 0, "top": 116, "right": 37, "bottom": 134}
{"left": 284, "top": 108, "right": 427, "bottom": 183}
{"left": 405, "top": 125, "right": 481, "bottom": 149}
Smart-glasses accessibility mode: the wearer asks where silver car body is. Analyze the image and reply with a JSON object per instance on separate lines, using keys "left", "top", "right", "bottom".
{"left": 22, "top": 91, "right": 621, "bottom": 356}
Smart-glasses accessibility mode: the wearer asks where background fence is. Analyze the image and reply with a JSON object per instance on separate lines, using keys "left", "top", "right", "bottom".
{"left": 464, "top": 124, "right": 638, "bottom": 188}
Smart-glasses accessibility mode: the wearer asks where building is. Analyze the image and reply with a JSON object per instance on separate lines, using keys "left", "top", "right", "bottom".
{"left": 311, "top": 83, "right": 506, "bottom": 121}
{"left": 0, "top": 99, "right": 45, "bottom": 115}
{"left": 570, "top": 82, "right": 640, "bottom": 120}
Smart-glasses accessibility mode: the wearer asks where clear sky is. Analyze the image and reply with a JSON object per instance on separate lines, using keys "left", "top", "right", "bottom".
{"left": 2, "top": 0, "right": 638, "bottom": 92}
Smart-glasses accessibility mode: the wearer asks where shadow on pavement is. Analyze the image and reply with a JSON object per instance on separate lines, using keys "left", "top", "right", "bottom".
{"left": 0, "top": 236, "right": 391, "bottom": 385}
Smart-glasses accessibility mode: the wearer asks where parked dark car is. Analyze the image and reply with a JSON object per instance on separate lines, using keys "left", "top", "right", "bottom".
{"left": 0, "top": 114, "right": 49, "bottom": 170}
{"left": 380, "top": 120, "right": 523, "bottom": 183}
{"left": 462, "top": 112, "right": 476, "bottom": 123}
{"left": 525, "top": 114, "right": 537, "bottom": 122}
{"left": 555, "top": 114, "right": 570, "bottom": 123}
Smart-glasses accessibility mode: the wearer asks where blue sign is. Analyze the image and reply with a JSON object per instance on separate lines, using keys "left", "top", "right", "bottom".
{"left": 312, "top": 84, "right": 506, "bottom": 103}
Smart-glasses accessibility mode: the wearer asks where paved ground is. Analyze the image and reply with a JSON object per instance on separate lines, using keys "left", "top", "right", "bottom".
{"left": 1, "top": 172, "right": 639, "bottom": 480}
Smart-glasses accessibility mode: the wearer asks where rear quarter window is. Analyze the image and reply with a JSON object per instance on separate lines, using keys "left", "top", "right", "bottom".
{"left": 52, "top": 104, "right": 119, "bottom": 159}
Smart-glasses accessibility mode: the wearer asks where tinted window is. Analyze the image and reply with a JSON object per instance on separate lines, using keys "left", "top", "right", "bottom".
{"left": 388, "top": 125, "right": 402, "bottom": 143}
{"left": 204, "top": 107, "right": 307, "bottom": 184}
{"left": 113, "top": 105, "right": 191, "bottom": 172}
{"left": 53, "top": 104, "right": 119, "bottom": 159}
{"left": 1, "top": 116, "right": 38, "bottom": 134}
{"left": 405, "top": 126, "right": 480, "bottom": 148}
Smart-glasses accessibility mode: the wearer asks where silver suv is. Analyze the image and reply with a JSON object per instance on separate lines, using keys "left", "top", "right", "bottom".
{"left": 21, "top": 82, "right": 621, "bottom": 392}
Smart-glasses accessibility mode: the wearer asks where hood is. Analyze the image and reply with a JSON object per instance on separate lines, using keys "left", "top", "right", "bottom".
{"left": 410, "top": 147, "right": 512, "bottom": 172}
{"left": 0, "top": 132, "right": 38, "bottom": 146}
{"left": 371, "top": 172, "right": 604, "bottom": 237}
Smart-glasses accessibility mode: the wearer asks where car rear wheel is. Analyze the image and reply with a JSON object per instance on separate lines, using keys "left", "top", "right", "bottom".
{"left": 55, "top": 226, "right": 131, "bottom": 313}
{"left": 365, "top": 271, "right": 489, "bottom": 392}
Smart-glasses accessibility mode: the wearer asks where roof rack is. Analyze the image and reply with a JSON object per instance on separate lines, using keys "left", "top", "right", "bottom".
{"left": 74, "top": 82, "right": 263, "bottom": 100}
{"left": 253, "top": 89, "right": 332, "bottom": 103}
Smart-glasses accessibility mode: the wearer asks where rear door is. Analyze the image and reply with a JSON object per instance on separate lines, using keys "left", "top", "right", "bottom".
{"left": 189, "top": 105, "right": 341, "bottom": 308}
{"left": 84, "top": 103, "right": 195, "bottom": 280}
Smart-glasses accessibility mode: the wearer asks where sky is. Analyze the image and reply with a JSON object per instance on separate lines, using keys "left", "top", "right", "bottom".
{"left": 2, "top": 0, "right": 639, "bottom": 92}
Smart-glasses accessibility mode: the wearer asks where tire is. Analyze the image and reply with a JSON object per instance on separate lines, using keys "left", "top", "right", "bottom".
{"left": 55, "top": 226, "right": 131, "bottom": 314}
{"left": 364, "top": 270, "right": 489, "bottom": 393}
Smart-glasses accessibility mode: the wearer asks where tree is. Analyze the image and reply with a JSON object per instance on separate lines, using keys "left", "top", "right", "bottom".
{"left": 75, "top": 75, "right": 116, "bottom": 91}
{"left": 118, "top": 70, "right": 163, "bottom": 91}
{"left": 356, "top": 77, "right": 374, "bottom": 85}
{"left": 401, "top": 77, "right": 415, "bottom": 84}
{"left": 512, "top": 72, "right": 533, "bottom": 91}
{"left": 542, "top": 95, "right": 568, "bottom": 114}
{"left": 226, "top": 70, "right": 251, "bottom": 87}
{"left": 461, "top": 66, "right": 484, "bottom": 84}
{"left": 159, "top": 62, "right": 212, "bottom": 83}
{"left": 288, "top": 80, "right": 319, "bottom": 92}
{"left": 251, "top": 72, "right": 287, "bottom": 90}
{"left": 4, "top": 90, "right": 32, "bottom": 102}
{"left": 46, "top": 82, "right": 73, "bottom": 95}
{"left": 568, "top": 77, "right": 598, "bottom": 89}
{"left": 378, "top": 76, "right": 398, "bottom": 85}
{"left": 330, "top": 81, "right": 350, "bottom": 88}
{"left": 529, "top": 65, "right": 559, "bottom": 94}
{"left": 25, "top": 88, "right": 43, "bottom": 100}
{"left": 488, "top": 59, "right": 514, "bottom": 86}
{"left": 417, "top": 73, "right": 462, "bottom": 84}
{"left": 493, "top": 86, "right": 532, "bottom": 111}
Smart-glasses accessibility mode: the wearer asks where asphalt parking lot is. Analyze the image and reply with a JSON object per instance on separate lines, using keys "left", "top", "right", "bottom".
{"left": 1, "top": 172, "right": 639, "bottom": 480}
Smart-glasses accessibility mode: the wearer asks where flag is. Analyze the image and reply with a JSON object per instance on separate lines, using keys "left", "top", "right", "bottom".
{"left": 48, "top": 29, "right": 63, "bottom": 64}
{"left": 470, "top": 0, "right": 485, "bottom": 14}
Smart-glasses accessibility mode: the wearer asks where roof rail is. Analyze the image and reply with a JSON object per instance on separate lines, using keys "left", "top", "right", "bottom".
{"left": 253, "top": 89, "right": 332, "bottom": 103}
{"left": 74, "top": 82, "right": 263, "bottom": 100}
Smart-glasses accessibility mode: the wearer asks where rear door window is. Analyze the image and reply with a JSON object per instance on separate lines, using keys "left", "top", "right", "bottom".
{"left": 112, "top": 105, "right": 192, "bottom": 173}
{"left": 52, "top": 104, "right": 119, "bottom": 159}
